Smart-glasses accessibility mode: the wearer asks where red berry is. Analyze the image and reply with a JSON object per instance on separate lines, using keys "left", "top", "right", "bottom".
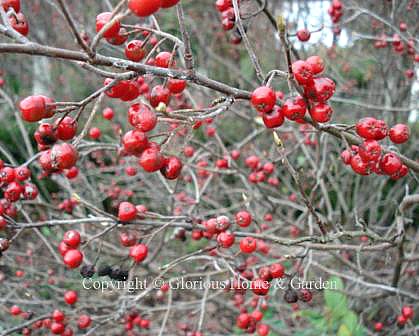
{"left": 118, "top": 201, "right": 137, "bottom": 222}
{"left": 161, "top": 156, "right": 183, "bottom": 179}
{"left": 52, "top": 143, "right": 78, "bottom": 170}
{"left": 89, "top": 127, "right": 101, "bottom": 139}
{"left": 401, "top": 306, "right": 414, "bottom": 319}
{"left": 4, "top": 181, "right": 23, "bottom": 202}
{"left": 310, "top": 103, "right": 332, "bottom": 123}
{"left": 262, "top": 106, "right": 284, "bottom": 128}
{"left": 296, "top": 29, "right": 311, "bottom": 42}
{"left": 306, "top": 55, "right": 324, "bottom": 74}
{"left": 139, "top": 147, "right": 166, "bottom": 172}
{"left": 217, "top": 231, "right": 235, "bottom": 248}
{"left": 35, "top": 123, "right": 57, "bottom": 146}
{"left": 304, "top": 77, "right": 335, "bottom": 102}
{"left": 389, "top": 124, "right": 410, "bottom": 144}
{"left": 397, "top": 314, "right": 407, "bottom": 326}
{"left": 350, "top": 154, "right": 370, "bottom": 175}
{"left": 161, "top": 0, "right": 180, "bottom": 8}
{"left": 77, "top": 315, "right": 92, "bottom": 329}
{"left": 257, "top": 323, "right": 270, "bottom": 336}
{"left": 128, "top": 0, "right": 161, "bottom": 17}
{"left": 129, "top": 243, "right": 148, "bottom": 262}
{"left": 122, "top": 130, "right": 149, "bottom": 155}
{"left": 358, "top": 140, "right": 382, "bottom": 162}
{"left": 252, "top": 278, "right": 270, "bottom": 296}
{"left": 52, "top": 309, "right": 65, "bottom": 322}
{"left": 240, "top": 237, "right": 257, "bottom": 253}
{"left": 0, "top": 166, "right": 15, "bottom": 184}
{"left": 149, "top": 85, "right": 171, "bottom": 108}
{"left": 58, "top": 241, "right": 71, "bottom": 256}
{"left": 270, "top": 263, "right": 285, "bottom": 278}
{"left": 292, "top": 60, "right": 313, "bottom": 85}
{"left": 56, "top": 116, "right": 78, "bottom": 140}
{"left": 374, "top": 322, "right": 383, "bottom": 332}
{"left": 2, "top": 0, "right": 20, "bottom": 12}
{"left": 96, "top": 12, "right": 120, "bottom": 39}
{"left": 19, "top": 95, "right": 47, "bottom": 122}
{"left": 128, "top": 103, "right": 157, "bottom": 132}
{"left": 215, "top": 0, "right": 232, "bottom": 12}
{"left": 167, "top": 78, "right": 187, "bottom": 94}
{"left": 251, "top": 86, "right": 276, "bottom": 113}
{"left": 125, "top": 40, "right": 146, "bottom": 62}
{"left": 63, "top": 230, "right": 81, "bottom": 248}
{"left": 102, "top": 107, "right": 114, "bottom": 120}
{"left": 9, "top": 12, "right": 29, "bottom": 36}
{"left": 155, "top": 51, "right": 173, "bottom": 68}
{"left": 379, "top": 153, "right": 402, "bottom": 175}
{"left": 10, "top": 305, "right": 21, "bottom": 315}
{"left": 66, "top": 166, "right": 79, "bottom": 179}
{"left": 51, "top": 322, "right": 65, "bottom": 335}
{"left": 63, "top": 249, "right": 83, "bottom": 268}
{"left": 283, "top": 96, "right": 306, "bottom": 120}
{"left": 235, "top": 210, "right": 252, "bottom": 227}
{"left": 64, "top": 290, "right": 78, "bottom": 305}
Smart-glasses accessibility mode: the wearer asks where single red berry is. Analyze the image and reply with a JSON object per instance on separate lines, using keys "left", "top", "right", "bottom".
{"left": 252, "top": 278, "right": 270, "bottom": 296}
{"left": 283, "top": 96, "right": 307, "bottom": 120}
{"left": 155, "top": 51, "right": 173, "bottom": 68}
{"left": 310, "top": 103, "right": 332, "bottom": 123}
{"left": 51, "top": 322, "right": 65, "bottom": 335}
{"left": 270, "top": 263, "right": 285, "bottom": 278}
{"left": 4, "top": 181, "right": 23, "bottom": 202}
{"left": 58, "top": 241, "right": 71, "bottom": 256}
{"left": 102, "top": 107, "right": 114, "bottom": 120}
{"left": 35, "top": 123, "right": 57, "bottom": 146}
{"left": 304, "top": 77, "right": 335, "bottom": 102}
{"left": 63, "top": 249, "right": 83, "bottom": 269}
{"left": 139, "top": 147, "right": 166, "bottom": 172}
{"left": 389, "top": 124, "right": 410, "bottom": 144}
{"left": 350, "top": 154, "right": 370, "bottom": 175}
{"left": 374, "top": 322, "right": 384, "bottom": 332}
{"left": 119, "top": 231, "right": 137, "bottom": 247}
{"left": 125, "top": 40, "right": 146, "bottom": 62}
{"left": 296, "top": 29, "right": 311, "bottom": 42}
{"left": 129, "top": 243, "right": 148, "bottom": 263}
{"left": 128, "top": 0, "right": 161, "bottom": 17}
{"left": 397, "top": 314, "right": 407, "bottom": 326}
{"left": 401, "top": 306, "right": 414, "bottom": 319}
{"left": 235, "top": 210, "right": 252, "bottom": 227}
{"left": 63, "top": 230, "right": 81, "bottom": 248}
{"left": 9, "top": 12, "right": 29, "bottom": 36}
{"left": 64, "top": 290, "right": 78, "bottom": 305}
{"left": 251, "top": 86, "right": 276, "bottom": 113}
{"left": 10, "top": 305, "right": 21, "bottom": 316}
{"left": 306, "top": 55, "right": 324, "bottom": 74}
{"left": 240, "top": 237, "right": 257, "bottom": 253}
{"left": 122, "top": 130, "right": 149, "bottom": 155}
{"left": 56, "top": 116, "right": 78, "bottom": 140}
{"left": 0, "top": 166, "right": 15, "bottom": 184}
{"left": 19, "top": 95, "right": 47, "bottom": 122}
{"left": 2, "top": 0, "right": 20, "bottom": 12}
{"left": 106, "top": 28, "right": 127, "bottom": 45}
{"left": 128, "top": 103, "right": 157, "bottom": 132}
{"left": 358, "top": 140, "right": 382, "bottom": 162}
{"left": 292, "top": 60, "right": 313, "bottom": 85}
{"left": 217, "top": 231, "right": 235, "bottom": 248}
{"left": 161, "top": 0, "right": 180, "bottom": 8}
{"left": 118, "top": 201, "right": 137, "bottom": 222}
{"left": 257, "top": 323, "right": 270, "bottom": 336}
{"left": 77, "top": 315, "right": 92, "bottom": 329}
{"left": 52, "top": 309, "right": 65, "bottom": 322}
{"left": 356, "top": 117, "right": 378, "bottom": 140}
{"left": 66, "top": 166, "right": 79, "bottom": 179}
{"left": 149, "top": 85, "right": 171, "bottom": 108}
{"left": 236, "top": 313, "right": 251, "bottom": 329}
{"left": 89, "top": 127, "right": 101, "bottom": 139}
{"left": 341, "top": 149, "right": 352, "bottom": 165}
{"left": 161, "top": 156, "right": 183, "bottom": 180}
{"left": 167, "top": 78, "right": 187, "bottom": 94}
{"left": 215, "top": 0, "right": 232, "bottom": 12}
{"left": 96, "top": 12, "right": 121, "bottom": 39}
{"left": 262, "top": 105, "right": 285, "bottom": 128}
{"left": 380, "top": 153, "right": 402, "bottom": 175}
{"left": 51, "top": 143, "right": 78, "bottom": 170}
{"left": 298, "top": 288, "right": 313, "bottom": 302}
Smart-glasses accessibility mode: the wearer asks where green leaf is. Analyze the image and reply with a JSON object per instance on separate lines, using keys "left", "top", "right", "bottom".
{"left": 337, "top": 324, "right": 352, "bottom": 336}
{"left": 324, "top": 277, "right": 348, "bottom": 318}
{"left": 342, "top": 311, "right": 358, "bottom": 333}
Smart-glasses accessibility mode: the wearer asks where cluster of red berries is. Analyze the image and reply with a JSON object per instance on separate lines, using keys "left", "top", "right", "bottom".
{"left": 9, "top": 306, "right": 91, "bottom": 335}
{"left": 128, "top": 0, "right": 179, "bottom": 18}
{"left": 236, "top": 311, "right": 270, "bottom": 336}
{"left": 123, "top": 310, "right": 151, "bottom": 332}
{"left": 2, "top": 0, "right": 29, "bottom": 36}
{"left": 214, "top": 0, "right": 243, "bottom": 44}
{"left": 374, "top": 306, "right": 414, "bottom": 332}
{"left": 341, "top": 119, "right": 410, "bottom": 179}
{"left": 251, "top": 55, "right": 335, "bottom": 126}
{"left": 328, "top": 0, "right": 343, "bottom": 35}
{"left": 244, "top": 155, "right": 278, "bottom": 185}
{"left": 58, "top": 230, "right": 84, "bottom": 269}
{"left": 0, "top": 161, "right": 38, "bottom": 228}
